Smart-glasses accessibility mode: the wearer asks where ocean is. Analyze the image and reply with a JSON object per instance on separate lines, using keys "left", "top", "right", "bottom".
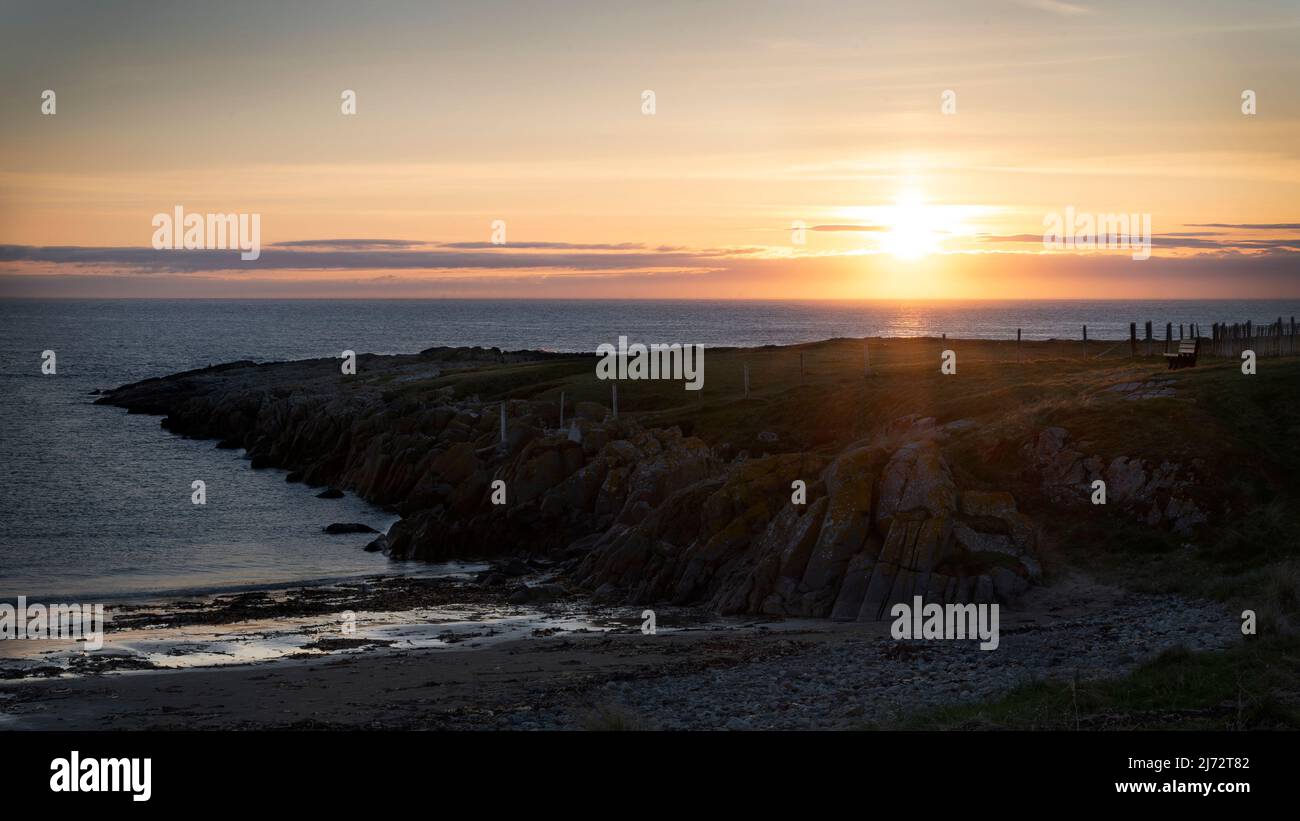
{"left": 2, "top": 298, "right": 1298, "bottom": 601}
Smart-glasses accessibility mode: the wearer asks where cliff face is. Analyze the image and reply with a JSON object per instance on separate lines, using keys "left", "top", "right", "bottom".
{"left": 98, "top": 347, "right": 1040, "bottom": 619}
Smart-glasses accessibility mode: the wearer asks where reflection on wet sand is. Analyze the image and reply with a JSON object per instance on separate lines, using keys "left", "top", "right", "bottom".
{"left": 0, "top": 570, "right": 712, "bottom": 679}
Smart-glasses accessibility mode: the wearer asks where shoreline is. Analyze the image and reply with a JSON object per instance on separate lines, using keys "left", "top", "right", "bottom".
{"left": 0, "top": 567, "right": 1241, "bottom": 730}
{"left": 0, "top": 562, "right": 482, "bottom": 610}
{"left": 0, "top": 565, "right": 645, "bottom": 678}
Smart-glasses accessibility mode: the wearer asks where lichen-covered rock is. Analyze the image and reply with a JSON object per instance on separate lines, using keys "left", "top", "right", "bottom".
{"left": 1033, "top": 428, "right": 1207, "bottom": 536}
{"left": 799, "top": 448, "right": 884, "bottom": 596}
{"left": 875, "top": 441, "right": 957, "bottom": 533}
{"left": 576, "top": 453, "right": 827, "bottom": 609}
{"left": 615, "top": 433, "right": 715, "bottom": 526}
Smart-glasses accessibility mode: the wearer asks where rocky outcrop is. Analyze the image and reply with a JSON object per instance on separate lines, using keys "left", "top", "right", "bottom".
{"left": 576, "top": 438, "right": 1039, "bottom": 620}
{"left": 1030, "top": 426, "right": 1207, "bottom": 534}
{"left": 98, "top": 348, "right": 1041, "bottom": 619}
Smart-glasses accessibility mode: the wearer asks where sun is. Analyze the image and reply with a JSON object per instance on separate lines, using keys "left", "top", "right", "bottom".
{"left": 880, "top": 191, "right": 942, "bottom": 260}
{"left": 835, "top": 192, "right": 987, "bottom": 263}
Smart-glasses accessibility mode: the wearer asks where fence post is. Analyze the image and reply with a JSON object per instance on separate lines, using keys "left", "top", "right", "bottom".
{"left": 1129, "top": 323, "right": 1136, "bottom": 358}
{"left": 1165, "top": 322, "right": 1172, "bottom": 353}
{"left": 1018, "top": 328, "right": 1022, "bottom": 363}
{"left": 1082, "top": 325, "right": 1088, "bottom": 359}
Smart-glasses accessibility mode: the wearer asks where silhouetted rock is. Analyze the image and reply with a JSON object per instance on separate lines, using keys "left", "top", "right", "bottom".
{"left": 324, "top": 523, "right": 378, "bottom": 534}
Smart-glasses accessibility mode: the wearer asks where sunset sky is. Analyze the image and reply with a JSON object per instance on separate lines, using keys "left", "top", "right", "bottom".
{"left": 1, "top": 0, "right": 1298, "bottom": 298}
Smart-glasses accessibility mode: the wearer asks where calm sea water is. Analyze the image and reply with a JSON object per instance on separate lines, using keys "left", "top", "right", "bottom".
{"left": 2, "top": 298, "right": 1297, "bottom": 600}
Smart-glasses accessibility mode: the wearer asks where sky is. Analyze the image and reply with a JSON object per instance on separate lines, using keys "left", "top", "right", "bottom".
{"left": 1, "top": 0, "right": 1298, "bottom": 299}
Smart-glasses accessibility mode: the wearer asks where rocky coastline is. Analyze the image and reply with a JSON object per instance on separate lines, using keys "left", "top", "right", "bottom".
{"left": 4, "top": 336, "right": 1285, "bottom": 729}
{"left": 96, "top": 342, "right": 1054, "bottom": 622}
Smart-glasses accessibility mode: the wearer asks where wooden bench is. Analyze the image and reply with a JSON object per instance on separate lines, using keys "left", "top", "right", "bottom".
{"left": 1163, "top": 338, "right": 1199, "bottom": 370}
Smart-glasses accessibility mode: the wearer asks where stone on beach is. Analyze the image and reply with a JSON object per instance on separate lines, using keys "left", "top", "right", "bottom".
{"left": 324, "top": 522, "right": 378, "bottom": 534}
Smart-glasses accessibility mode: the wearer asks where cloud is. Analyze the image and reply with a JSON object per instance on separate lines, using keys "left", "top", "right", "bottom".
{"left": 438, "top": 241, "right": 649, "bottom": 250}
{"left": 810, "top": 224, "right": 887, "bottom": 232}
{"left": 1012, "top": 0, "right": 1093, "bottom": 16}
{"left": 270, "top": 239, "right": 661, "bottom": 251}
{"left": 0, "top": 243, "right": 731, "bottom": 274}
{"left": 3, "top": 248, "right": 1297, "bottom": 300}
{"left": 973, "top": 233, "right": 1300, "bottom": 252}
{"left": 269, "top": 239, "right": 428, "bottom": 249}
{"left": 1185, "top": 223, "right": 1300, "bottom": 231}
{"left": 4, "top": 231, "right": 1298, "bottom": 300}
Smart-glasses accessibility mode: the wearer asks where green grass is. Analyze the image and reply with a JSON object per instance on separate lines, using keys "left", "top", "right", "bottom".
{"left": 884, "top": 637, "right": 1300, "bottom": 730}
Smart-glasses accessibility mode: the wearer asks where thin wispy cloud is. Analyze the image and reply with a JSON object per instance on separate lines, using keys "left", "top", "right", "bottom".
{"left": 1186, "top": 223, "right": 1300, "bottom": 231}
{"left": 269, "top": 239, "right": 424, "bottom": 249}
{"left": 810, "top": 225, "right": 888, "bottom": 233}
{"left": 1012, "top": 0, "right": 1094, "bottom": 16}
{"left": 0, "top": 244, "right": 729, "bottom": 275}
{"left": 974, "top": 233, "right": 1300, "bottom": 252}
